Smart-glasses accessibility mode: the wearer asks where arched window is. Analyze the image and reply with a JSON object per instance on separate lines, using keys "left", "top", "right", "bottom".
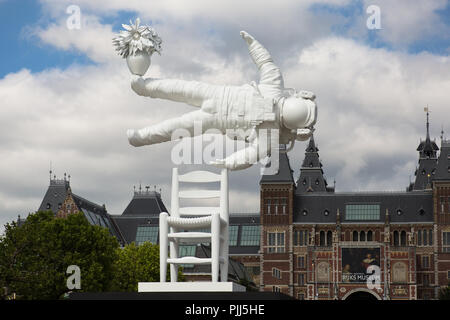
{"left": 367, "top": 230, "right": 373, "bottom": 241}
{"left": 327, "top": 231, "right": 333, "bottom": 247}
{"left": 360, "top": 231, "right": 366, "bottom": 242}
{"left": 400, "top": 231, "right": 407, "bottom": 246}
{"left": 353, "top": 231, "right": 359, "bottom": 242}
{"left": 320, "top": 231, "right": 325, "bottom": 246}
{"left": 393, "top": 231, "right": 399, "bottom": 246}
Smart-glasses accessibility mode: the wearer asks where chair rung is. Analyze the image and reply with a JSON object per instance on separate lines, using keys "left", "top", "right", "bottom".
{"left": 179, "top": 190, "right": 220, "bottom": 199}
{"left": 167, "top": 257, "right": 225, "bottom": 265}
{"left": 168, "top": 232, "right": 211, "bottom": 239}
{"left": 178, "top": 170, "right": 222, "bottom": 183}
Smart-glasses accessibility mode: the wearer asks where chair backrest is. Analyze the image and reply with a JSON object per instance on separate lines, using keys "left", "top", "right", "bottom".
{"left": 171, "top": 168, "right": 228, "bottom": 224}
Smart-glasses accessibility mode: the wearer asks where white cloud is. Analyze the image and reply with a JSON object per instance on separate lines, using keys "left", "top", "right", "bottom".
{"left": 2, "top": 1, "right": 450, "bottom": 234}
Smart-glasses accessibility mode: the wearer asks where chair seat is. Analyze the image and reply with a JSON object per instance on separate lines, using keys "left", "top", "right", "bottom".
{"left": 167, "top": 215, "right": 227, "bottom": 229}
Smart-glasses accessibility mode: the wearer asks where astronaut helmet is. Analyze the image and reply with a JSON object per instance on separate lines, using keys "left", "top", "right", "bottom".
{"left": 281, "top": 89, "right": 317, "bottom": 130}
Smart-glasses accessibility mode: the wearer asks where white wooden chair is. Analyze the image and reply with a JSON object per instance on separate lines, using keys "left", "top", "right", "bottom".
{"left": 159, "top": 168, "right": 229, "bottom": 282}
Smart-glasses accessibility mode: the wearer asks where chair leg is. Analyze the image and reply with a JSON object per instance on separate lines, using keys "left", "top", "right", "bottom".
{"left": 211, "top": 213, "right": 220, "bottom": 282}
{"left": 170, "top": 228, "right": 178, "bottom": 282}
{"left": 159, "top": 212, "right": 168, "bottom": 282}
{"left": 220, "top": 224, "right": 229, "bottom": 282}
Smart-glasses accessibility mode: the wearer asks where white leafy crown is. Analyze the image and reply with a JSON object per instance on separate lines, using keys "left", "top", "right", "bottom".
{"left": 112, "top": 18, "right": 162, "bottom": 58}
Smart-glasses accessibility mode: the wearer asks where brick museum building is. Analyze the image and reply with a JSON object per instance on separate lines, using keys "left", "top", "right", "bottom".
{"left": 35, "top": 115, "right": 450, "bottom": 300}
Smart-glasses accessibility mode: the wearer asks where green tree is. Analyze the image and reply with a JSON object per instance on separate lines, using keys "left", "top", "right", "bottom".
{"left": 111, "top": 242, "right": 184, "bottom": 291}
{"left": 438, "top": 284, "right": 450, "bottom": 300}
{"left": 0, "top": 211, "right": 119, "bottom": 299}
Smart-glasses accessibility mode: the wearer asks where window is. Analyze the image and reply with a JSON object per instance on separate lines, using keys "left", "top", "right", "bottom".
{"left": 353, "top": 231, "right": 359, "bottom": 242}
{"left": 298, "top": 273, "right": 305, "bottom": 285}
{"left": 266, "top": 199, "right": 271, "bottom": 214}
{"left": 393, "top": 231, "right": 399, "bottom": 246}
{"left": 229, "top": 225, "right": 239, "bottom": 246}
{"left": 429, "top": 229, "right": 433, "bottom": 245}
{"left": 46, "top": 203, "right": 51, "bottom": 209}
{"left": 135, "top": 226, "right": 158, "bottom": 245}
{"left": 360, "top": 231, "right": 366, "bottom": 241}
{"left": 443, "top": 232, "right": 450, "bottom": 253}
{"left": 422, "top": 256, "right": 430, "bottom": 269}
{"left": 274, "top": 199, "right": 279, "bottom": 215}
{"left": 441, "top": 197, "right": 446, "bottom": 214}
{"left": 281, "top": 198, "right": 287, "bottom": 214}
{"left": 272, "top": 286, "right": 281, "bottom": 293}
{"left": 298, "top": 293, "right": 305, "bottom": 300}
{"left": 319, "top": 231, "right": 325, "bottom": 246}
{"left": 418, "top": 230, "right": 422, "bottom": 246}
{"left": 272, "top": 268, "right": 281, "bottom": 279}
{"left": 268, "top": 232, "right": 285, "bottom": 253}
{"left": 345, "top": 204, "right": 380, "bottom": 220}
{"left": 423, "top": 274, "right": 430, "bottom": 286}
{"left": 423, "top": 230, "right": 428, "bottom": 246}
{"left": 294, "top": 230, "right": 309, "bottom": 246}
{"left": 327, "top": 231, "right": 333, "bottom": 246}
{"left": 401, "top": 231, "right": 407, "bottom": 246}
{"left": 447, "top": 270, "right": 450, "bottom": 280}
{"left": 240, "top": 225, "right": 260, "bottom": 246}
{"left": 298, "top": 256, "right": 305, "bottom": 269}
{"left": 367, "top": 230, "right": 373, "bottom": 241}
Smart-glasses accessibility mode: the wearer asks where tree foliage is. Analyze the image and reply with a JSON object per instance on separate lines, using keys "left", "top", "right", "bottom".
{"left": 438, "top": 284, "right": 450, "bottom": 300}
{"left": 0, "top": 211, "right": 119, "bottom": 299}
{"left": 111, "top": 242, "right": 184, "bottom": 292}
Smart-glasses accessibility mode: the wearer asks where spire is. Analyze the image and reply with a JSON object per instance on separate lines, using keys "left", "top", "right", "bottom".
{"left": 411, "top": 109, "right": 439, "bottom": 190}
{"left": 296, "top": 135, "right": 332, "bottom": 194}
{"left": 417, "top": 107, "right": 439, "bottom": 158}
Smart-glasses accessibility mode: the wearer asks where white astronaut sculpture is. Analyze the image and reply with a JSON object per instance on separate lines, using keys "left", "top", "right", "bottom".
{"left": 126, "top": 30, "right": 317, "bottom": 170}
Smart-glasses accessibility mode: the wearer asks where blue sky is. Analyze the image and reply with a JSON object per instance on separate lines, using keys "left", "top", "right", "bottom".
{"left": 1, "top": 0, "right": 450, "bottom": 233}
{"left": 2, "top": 0, "right": 449, "bottom": 79}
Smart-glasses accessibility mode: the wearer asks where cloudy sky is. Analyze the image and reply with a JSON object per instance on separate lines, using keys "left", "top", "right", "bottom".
{"left": 1, "top": 0, "right": 450, "bottom": 234}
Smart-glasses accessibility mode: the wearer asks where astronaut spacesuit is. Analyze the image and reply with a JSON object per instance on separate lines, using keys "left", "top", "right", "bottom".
{"left": 128, "top": 31, "right": 317, "bottom": 170}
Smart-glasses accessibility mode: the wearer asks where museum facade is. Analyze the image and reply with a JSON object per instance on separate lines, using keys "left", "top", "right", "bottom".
{"left": 35, "top": 116, "right": 450, "bottom": 299}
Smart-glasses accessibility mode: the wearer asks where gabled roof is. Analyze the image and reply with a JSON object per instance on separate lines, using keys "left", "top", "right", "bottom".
{"left": 38, "top": 179, "right": 70, "bottom": 212}
{"left": 260, "top": 146, "right": 294, "bottom": 184}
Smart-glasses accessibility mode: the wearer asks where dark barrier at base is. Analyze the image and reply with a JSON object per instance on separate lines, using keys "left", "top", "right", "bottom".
{"left": 68, "top": 291, "right": 295, "bottom": 300}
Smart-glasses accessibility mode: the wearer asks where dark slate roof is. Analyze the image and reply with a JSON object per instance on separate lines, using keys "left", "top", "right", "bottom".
{"left": 434, "top": 140, "right": 450, "bottom": 181}
{"left": 413, "top": 158, "right": 437, "bottom": 190}
{"left": 294, "top": 191, "right": 433, "bottom": 224}
{"left": 38, "top": 179, "right": 70, "bottom": 212}
{"left": 37, "top": 178, "right": 126, "bottom": 245}
{"left": 260, "top": 146, "right": 294, "bottom": 184}
{"left": 110, "top": 215, "right": 158, "bottom": 244}
{"left": 122, "top": 190, "right": 167, "bottom": 216}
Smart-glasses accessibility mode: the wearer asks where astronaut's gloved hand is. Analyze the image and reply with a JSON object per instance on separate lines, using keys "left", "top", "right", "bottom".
{"left": 240, "top": 30, "right": 255, "bottom": 45}
{"left": 131, "top": 75, "right": 146, "bottom": 96}
{"left": 209, "top": 158, "right": 253, "bottom": 171}
{"left": 296, "top": 128, "right": 314, "bottom": 141}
